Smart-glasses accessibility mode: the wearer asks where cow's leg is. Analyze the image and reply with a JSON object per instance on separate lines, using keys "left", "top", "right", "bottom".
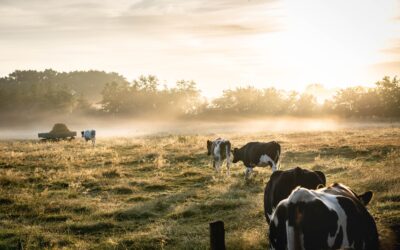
{"left": 271, "top": 161, "right": 277, "bottom": 172}
{"left": 226, "top": 148, "right": 231, "bottom": 176}
{"left": 216, "top": 159, "right": 222, "bottom": 173}
{"left": 92, "top": 138, "right": 95, "bottom": 147}
{"left": 244, "top": 166, "right": 253, "bottom": 179}
{"left": 214, "top": 158, "right": 221, "bottom": 173}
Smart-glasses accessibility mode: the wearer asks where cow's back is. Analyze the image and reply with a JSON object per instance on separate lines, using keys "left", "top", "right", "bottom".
{"left": 264, "top": 167, "right": 326, "bottom": 224}
{"left": 212, "top": 139, "right": 230, "bottom": 160}
{"left": 270, "top": 185, "right": 379, "bottom": 250}
{"left": 243, "top": 141, "right": 280, "bottom": 164}
{"left": 323, "top": 185, "right": 379, "bottom": 250}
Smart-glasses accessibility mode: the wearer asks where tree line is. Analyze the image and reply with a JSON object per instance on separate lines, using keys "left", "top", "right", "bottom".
{"left": 0, "top": 70, "right": 399, "bottom": 120}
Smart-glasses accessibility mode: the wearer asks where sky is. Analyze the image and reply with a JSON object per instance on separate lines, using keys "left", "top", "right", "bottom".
{"left": 0, "top": 0, "right": 399, "bottom": 97}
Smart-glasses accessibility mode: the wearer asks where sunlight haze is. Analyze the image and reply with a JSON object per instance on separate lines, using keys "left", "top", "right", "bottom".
{"left": 0, "top": 0, "right": 399, "bottom": 97}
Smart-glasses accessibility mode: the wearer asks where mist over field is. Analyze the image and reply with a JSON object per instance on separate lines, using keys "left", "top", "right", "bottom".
{"left": 0, "top": 70, "right": 399, "bottom": 141}
{"left": 1, "top": 116, "right": 400, "bottom": 140}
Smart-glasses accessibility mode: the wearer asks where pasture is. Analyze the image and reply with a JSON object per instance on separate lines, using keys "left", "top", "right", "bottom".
{"left": 0, "top": 127, "right": 399, "bottom": 249}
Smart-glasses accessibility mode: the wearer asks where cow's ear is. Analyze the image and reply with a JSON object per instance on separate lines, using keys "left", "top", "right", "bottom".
{"left": 315, "top": 171, "right": 326, "bottom": 186}
{"left": 358, "top": 191, "right": 373, "bottom": 206}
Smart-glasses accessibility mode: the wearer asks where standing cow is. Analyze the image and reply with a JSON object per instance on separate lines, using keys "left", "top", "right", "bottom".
{"left": 207, "top": 138, "right": 231, "bottom": 175}
{"left": 232, "top": 141, "right": 281, "bottom": 177}
{"left": 269, "top": 183, "right": 379, "bottom": 250}
{"left": 264, "top": 167, "right": 326, "bottom": 224}
{"left": 81, "top": 130, "right": 96, "bottom": 146}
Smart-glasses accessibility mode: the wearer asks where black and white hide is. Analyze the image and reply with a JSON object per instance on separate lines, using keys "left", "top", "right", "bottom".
{"left": 81, "top": 130, "right": 96, "bottom": 146}
{"left": 207, "top": 138, "right": 231, "bottom": 175}
{"left": 269, "top": 183, "right": 379, "bottom": 250}
{"left": 264, "top": 167, "right": 326, "bottom": 224}
{"left": 232, "top": 141, "right": 281, "bottom": 177}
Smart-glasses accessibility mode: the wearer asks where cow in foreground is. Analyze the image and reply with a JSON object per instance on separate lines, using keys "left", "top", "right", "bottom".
{"left": 207, "top": 138, "right": 231, "bottom": 175}
{"left": 81, "top": 130, "right": 96, "bottom": 146}
{"left": 232, "top": 141, "right": 280, "bottom": 177}
{"left": 269, "top": 183, "right": 379, "bottom": 250}
{"left": 264, "top": 167, "right": 326, "bottom": 224}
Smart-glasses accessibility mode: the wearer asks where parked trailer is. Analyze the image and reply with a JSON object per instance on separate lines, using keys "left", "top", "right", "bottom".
{"left": 38, "top": 123, "right": 77, "bottom": 140}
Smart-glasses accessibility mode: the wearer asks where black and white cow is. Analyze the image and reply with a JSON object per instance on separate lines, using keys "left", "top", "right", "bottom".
{"left": 207, "top": 138, "right": 231, "bottom": 175}
{"left": 269, "top": 183, "right": 379, "bottom": 250}
{"left": 81, "top": 130, "right": 96, "bottom": 146}
{"left": 264, "top": 167, "right": 326, "bottom": 224}
{"left": 232, "top": 141, "right": 281, "bottom": 177}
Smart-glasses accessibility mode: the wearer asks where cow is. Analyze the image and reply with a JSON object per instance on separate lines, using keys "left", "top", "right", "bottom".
{"left": 232, "top": 141, "right": 281, "bottom": 177}
{"left": 81, "top": 130, "right": 96, "bottom": 146}
{"left": 264, "top": 167, "right": 326, "bottom": 224}
{"left": 207, "top": 138, "right": 231, "bottom": 175}
{"left": 269, "top": 183, "right": 379, "bottom": 250}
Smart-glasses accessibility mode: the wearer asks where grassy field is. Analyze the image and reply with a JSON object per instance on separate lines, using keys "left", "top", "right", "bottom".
{"left": 0, "top": 127, "right": 399, "bottom": 249}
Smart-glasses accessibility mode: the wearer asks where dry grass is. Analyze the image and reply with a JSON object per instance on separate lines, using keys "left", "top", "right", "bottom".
{"left": 0, "top": 128, "right": 399, "bottom": 249}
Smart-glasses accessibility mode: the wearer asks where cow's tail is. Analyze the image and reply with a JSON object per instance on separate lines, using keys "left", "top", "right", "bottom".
{"left": 226, "top": 141, "right": 231, "bottom": 157}
{"left": 287, "top": 203, "right": 303, "bottom": 250}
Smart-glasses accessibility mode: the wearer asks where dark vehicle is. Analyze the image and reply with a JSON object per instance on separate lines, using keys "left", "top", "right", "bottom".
{"left": 38, "top": 123, "right": 77, "bottom": 140}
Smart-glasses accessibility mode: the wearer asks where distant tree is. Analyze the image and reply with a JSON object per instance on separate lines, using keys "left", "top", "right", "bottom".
{"left": 294, "top": 93, "right": 319, "bottom": 116}
{"left": 99, "top": 76, "right": 202, "bottom": 117}
{"left": 262, "top": 88, "right": 285, "bottom": 115}
{"left": 171, "top": 80, "right": 201, "bottom": 114}
{"left": 328, "top": 77, "right": 400, "bottom": 118}
{"left": 332, "top": 87, "right": 365, "bottom": 117}
{"left": 0, "top": 69, "right": 129, "bottom": 117}
{"left": 101, "top": 81, "right": 130, "bottom": 114}
{"left": 132, "top": 75, "right": 159, "bottom": 92}
{"left": 1, "top": 69, "right": 399, "bottom": 121}
{"left": 375, "top": 76, "right": 400, "bottom": 117}
{"left": 57, "top": 70, "right": 129, "bottom": 102}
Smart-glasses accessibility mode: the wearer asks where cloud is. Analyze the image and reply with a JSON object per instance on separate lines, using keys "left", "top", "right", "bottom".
{"left": 382, "top": 42, "right": 400, "bottom": 55}
{"left": 129, "top": 0, "right": 277, "bottom": 13}
{"left": 0, "top": 0, "right": 280, "bottom": 41}
{"left": 380, "top": 41, "right": 400, "bottom": 75}
{"left": 372, "top": 61, "right": 400, "bottom": 73}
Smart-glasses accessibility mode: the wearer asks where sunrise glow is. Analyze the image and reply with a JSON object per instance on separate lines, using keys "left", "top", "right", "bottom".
{"left": 0, "top": 0, "right": 399, "bottom": 96}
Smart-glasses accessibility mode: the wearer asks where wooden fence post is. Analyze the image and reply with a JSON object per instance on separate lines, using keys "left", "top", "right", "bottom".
{"left": 210, "top": 220, "right": 225, "bottom": 250}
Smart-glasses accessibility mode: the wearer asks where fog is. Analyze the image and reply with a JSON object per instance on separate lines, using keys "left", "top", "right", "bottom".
{"left": 1, "top": 117, "right": 399, "bottom": 140}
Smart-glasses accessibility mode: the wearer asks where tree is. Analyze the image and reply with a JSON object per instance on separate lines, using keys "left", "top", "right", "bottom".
{"left": 375, "top": 76, "right": 400, "bottom": 117}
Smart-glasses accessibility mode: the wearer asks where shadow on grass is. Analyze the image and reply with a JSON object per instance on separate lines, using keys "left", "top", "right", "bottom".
{"left": 67, "top": 222, "right": 117, "bottom": 235}
{"left": 285, "top": 145, "right": 399, "bottom": 163}
{"left": 114, "top": 191, "right": 198, "bottom": 221}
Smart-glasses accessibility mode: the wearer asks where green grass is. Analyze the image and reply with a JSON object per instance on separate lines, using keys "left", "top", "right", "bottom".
{"left": 0, "top": 128, "right": 399, "bottom": 249}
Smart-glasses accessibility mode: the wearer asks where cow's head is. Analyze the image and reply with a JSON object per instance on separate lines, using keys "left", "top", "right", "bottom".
{"left": 314, "top": 170, "right": 326, "bottom": 187}
{"left": 232, "top": 148, "right": 241, "bottom": 163}
{"left": 81, "top": 131, "right": 84, "bottom": 137}
{"left": 207, "top": 140, "right": 212, "bottom": 155}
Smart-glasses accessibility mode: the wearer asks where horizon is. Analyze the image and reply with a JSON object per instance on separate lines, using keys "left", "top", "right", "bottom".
{"left": 1, "top": 0, "right": 399, "bottom": 98}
